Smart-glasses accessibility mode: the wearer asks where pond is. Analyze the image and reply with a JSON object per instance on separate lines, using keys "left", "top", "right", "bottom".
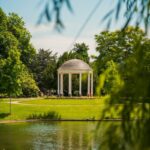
{"left": 1, "top": 121, "right": 148, "bottom": 150}
{"left": 0, "top": 121, "right": 101, "bottom": 150}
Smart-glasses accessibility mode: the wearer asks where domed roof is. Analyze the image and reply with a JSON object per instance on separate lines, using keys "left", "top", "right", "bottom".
{"left": 58, "top": 59, "right": 92, "bottom": 72}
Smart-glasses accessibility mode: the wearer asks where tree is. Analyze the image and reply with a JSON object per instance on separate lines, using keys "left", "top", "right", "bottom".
{"left": 71, "top": 43, "right": 89, "bottom": 63}
{"left": 30, "top": 49, "right": 57, "bottom": 94}
{"left": 57, "top": 51, "right": 74, "bottom": 68}
{"left": 94, "top": 27, "right": 145, "bottom": 95}
{"left": 0, "top": 8, "right": 7, "bottom": 31}
{"left": 0, "top": 9, "right": 39, "bottom": 115}
{"left": 95, "top": 27, "right": 150, "bottom": 150}
{"left": 95, "top": 27, "right": 145, "bottom": 74}
{"left": 111, "top": 37, "right": 150, "bottom": 102}
{"left": 96, "top": 60, "right": 123, "bottom": 96}
{"left": 0, "top": 48, "right": 23, "bottom": 114}
{"left": 0, "top": 20, "right": 22, "bottom": 100}
{"left": 57, "top": 42, "right": 89, "bottom": 67}
{"left": 0, "top": 31, "right": 19, "bottom": 58}
{"left": 7, "top": 13, "right": 36, "bottom": 68}
{"left": 20, "top": 67, "right": 40, "bottom": 97}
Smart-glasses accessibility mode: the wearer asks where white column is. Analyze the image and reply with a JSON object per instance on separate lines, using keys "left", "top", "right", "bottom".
{"left": 57, "top": 72, "right": 60, "bottom": 96}
{"left": 60, "top": 73, "right": 63, "bottom": 96}
{"left": 68, "top": 73, "right": 72, "bottom": 96}
{"left": 79, "top": 73, "right": 82, "bottom": 96}
{"left": 60, "top": 73, "right": 61, "bottom": 95}
{"left": 91, "top": 72, "right": 93, "bottom": 96}
{"left": 87, "top": 73, "right": 90, "bottom": 96}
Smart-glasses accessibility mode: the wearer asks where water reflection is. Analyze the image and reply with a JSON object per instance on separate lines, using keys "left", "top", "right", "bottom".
{"left": 0, "top": 121, "right": 98, "bottom": 150}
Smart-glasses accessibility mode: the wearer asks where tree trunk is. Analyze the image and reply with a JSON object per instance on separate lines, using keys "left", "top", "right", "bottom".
{"left": 9, "top": 95, "right": 11, "bottom": 115}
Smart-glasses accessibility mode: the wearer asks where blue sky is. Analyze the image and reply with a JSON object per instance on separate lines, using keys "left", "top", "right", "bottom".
{"left": 1, "top": 0, "right": 126, "bottom": 55}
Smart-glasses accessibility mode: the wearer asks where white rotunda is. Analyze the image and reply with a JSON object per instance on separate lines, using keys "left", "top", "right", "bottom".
{"left": 57, "top": 59, "right": 93, "bottom": 96}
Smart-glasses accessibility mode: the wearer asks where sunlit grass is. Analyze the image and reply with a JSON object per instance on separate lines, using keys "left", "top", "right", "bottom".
{"left": 0, "top": 96, "right": 149, "bottom": 121}
{"left": 0, "top": 97, "right": 106, "bottom": 121}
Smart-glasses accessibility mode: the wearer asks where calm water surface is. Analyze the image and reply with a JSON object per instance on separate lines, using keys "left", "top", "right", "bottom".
{"left": 0, "top": 121, "right": 101, "bottom": 150}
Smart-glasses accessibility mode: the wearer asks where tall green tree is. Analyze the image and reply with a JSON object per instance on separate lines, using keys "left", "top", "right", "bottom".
{"left": 31, "top": 49, "right": 57, "bottom": 93}
{"left": 7, "top": 13, "right": 36, "bottom": 68}
{"left": 0, "top": 8, "right": 38, "bottom": 99}
{"left": 0, "top": 49, "right": 23, "bottom": 96}
{"left": 0, "top": 46, "right": 24, "bottom": 114}
{"left": 96, "top": 60, "right": 123, "bottom": 96}
{"left": 71, "top": 43, "right": 89, "bottom": 63}
{"left": 0, "top": 8, "right": 7, "bottom": 31}
{"left": 94, "top": 27, "right": 145, "bottom": 95}
{"left": 95, "top": 27, "right": 150, "bottom": 150}
{"left": 20, "top": 67, "right": 40, "bottom": 97}
{"left": 95, "top": 27, "right": 144, "bottom": 74}
{"left": 0, "top": 22, "right": 22, "bottom": 99}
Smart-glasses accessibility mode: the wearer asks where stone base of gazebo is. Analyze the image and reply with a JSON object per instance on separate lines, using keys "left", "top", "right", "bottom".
{"left": 68, "top": 94, "right": 72, "bottom": 97}
{"left": 56, "top": 96, "right": 95, "bottom": 99}
{"left": 57, "top": 95, "right": 93, "bottom": 97}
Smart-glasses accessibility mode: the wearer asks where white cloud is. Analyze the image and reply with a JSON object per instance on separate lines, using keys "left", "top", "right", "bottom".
{"left": 31, "top": 35, "right": 72, "bottom": 53}
{"left": 31, "top": 34, "right": 97, "bottom": 55}
{"left": 27, "top": 23, "right": 55, "bottom": 34}
{"left": 27, "top": 23, "right": 98, "bottom": 56}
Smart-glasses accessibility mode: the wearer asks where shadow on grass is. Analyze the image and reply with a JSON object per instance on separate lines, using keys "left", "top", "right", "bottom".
{"left": 0, "top": 113, "right": 10, "bottom": 118}
{"left": 27, "top": 111, "right": 61, "bottom": 120}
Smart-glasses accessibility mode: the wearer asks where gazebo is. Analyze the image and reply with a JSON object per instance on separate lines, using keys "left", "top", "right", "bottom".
{"left": 57, "top": 59, "right": 93, "bottom": 97}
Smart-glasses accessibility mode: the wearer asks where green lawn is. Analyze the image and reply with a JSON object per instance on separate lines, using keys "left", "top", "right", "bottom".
{"left": 0, "top": 97, "right": 107, "bottom": 121}
{"left": 0, "top": 97, "right": 149, "bottom": 121}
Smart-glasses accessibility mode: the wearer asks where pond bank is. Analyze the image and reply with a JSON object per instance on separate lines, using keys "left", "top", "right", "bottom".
{"left": 0, "top": 118, "right": 135, "bottom": 124}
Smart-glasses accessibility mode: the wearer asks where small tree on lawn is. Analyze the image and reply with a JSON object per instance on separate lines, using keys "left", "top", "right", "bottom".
{"left": 0, "top": 49, "right": 23, "bottom": 114}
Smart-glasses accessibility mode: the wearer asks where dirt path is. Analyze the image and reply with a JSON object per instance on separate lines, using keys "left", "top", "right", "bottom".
{"left": 4, "top": 101, "right": 103, "bottom": 107}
